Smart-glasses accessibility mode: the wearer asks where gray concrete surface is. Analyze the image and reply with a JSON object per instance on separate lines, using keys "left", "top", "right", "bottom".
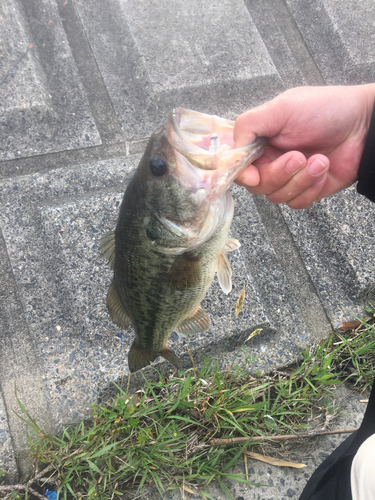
{"left": 1, "top": 0, "right": 375, "bottom": 497}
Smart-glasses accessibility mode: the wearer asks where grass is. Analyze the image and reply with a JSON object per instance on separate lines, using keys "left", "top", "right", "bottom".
{"left": 1, "top": 301, "right": 375, "bottom": 500}
{"left": 328, "top": 313, "right": 375, "bottom": 389}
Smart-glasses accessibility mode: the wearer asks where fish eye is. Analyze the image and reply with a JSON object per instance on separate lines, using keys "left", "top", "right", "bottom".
{"left": 149, "top": 156, "right": 168, "bottom": 177}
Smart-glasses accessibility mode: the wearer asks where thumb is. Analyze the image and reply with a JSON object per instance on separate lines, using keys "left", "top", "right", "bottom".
{"left": 234, "top": 99, "right": 286, "bottom": 148}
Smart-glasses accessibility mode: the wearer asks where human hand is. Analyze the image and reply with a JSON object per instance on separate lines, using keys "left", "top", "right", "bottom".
{"left": 234, "top": 85, "right": 375, "bottom": 208}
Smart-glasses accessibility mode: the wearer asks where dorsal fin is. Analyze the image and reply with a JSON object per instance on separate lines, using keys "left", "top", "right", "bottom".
{"left": 175, "top": 305, "right": 210, "bottom": 335}
{"left": 99, "top": 231, "right": 116, "bottom": 269}
{"left": 106, "top": 281, "right": 131, "bottom": 329}
{"left": 217, "top": 252, "right": 232, "bottom": 294}
{"left": 224, "top": 237, "right": 241, "bottom": 253}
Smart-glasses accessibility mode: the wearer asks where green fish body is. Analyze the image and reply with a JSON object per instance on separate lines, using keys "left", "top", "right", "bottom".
{"left": 100, "top": 108, "right": 265, "bottom": 372}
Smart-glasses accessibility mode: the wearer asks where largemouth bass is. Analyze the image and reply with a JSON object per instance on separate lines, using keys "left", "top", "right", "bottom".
{"left": 100, "top": 108, "right": 265, "bottom": 372}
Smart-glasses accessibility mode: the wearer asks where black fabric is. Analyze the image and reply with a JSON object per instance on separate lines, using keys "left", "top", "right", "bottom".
{"left": 299, "top": 380, "right": 375, "bottom": 499}
{"left": 299, "top": 99, "right": 375, "bottom": 500}
{"left": 357, "top": 103, "right": 375, "bottom": 202}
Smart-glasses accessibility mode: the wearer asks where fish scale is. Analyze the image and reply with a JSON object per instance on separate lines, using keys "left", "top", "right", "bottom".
{"left": 116, "top": 197, "right": 230, "bottom": 340}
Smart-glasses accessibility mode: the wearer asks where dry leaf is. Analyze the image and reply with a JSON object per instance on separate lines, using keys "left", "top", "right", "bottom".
{"left": 190, "top": 408, "right": 200, "bottom": 419}
{"left": 245, "top": 451, "right": 306, "bottom": 468}
{"left": 245, "top": 328, "right": 262, "bottom": 342}
{"left": 182, "top": 486, "right": 196, "bottom": 494}
{"left": 337, "top": 320, "right": 361, "bottom": 331}
{"left": 235, "top": 287, "right": 245, "bottom": 318}
{"left": 130, "top": 394, "right": 141, "bottom": 406}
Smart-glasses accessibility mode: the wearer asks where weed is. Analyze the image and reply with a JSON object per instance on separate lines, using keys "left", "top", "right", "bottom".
{"left": 2, "top": 315, "right": 374, "bottom": 499}
{"left": 330, "top": 315, "right": 375, "bottom": 389}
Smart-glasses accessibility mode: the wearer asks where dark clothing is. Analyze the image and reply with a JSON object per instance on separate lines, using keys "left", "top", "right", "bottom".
{"left": 299, "top": 382, "right": 375, "bottom": 500}
{"left": 357, "top": 103, "right": 375, "bottom": 202}
{"left": 300, "top": 102, "right": 375, "bottom": 499}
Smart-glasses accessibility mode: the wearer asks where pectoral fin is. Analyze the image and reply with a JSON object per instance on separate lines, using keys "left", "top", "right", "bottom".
{"left": 106, "top": 281, "right": 131, "bottom": 329}
{"left": 168, "top": 253, "right": 202, "bottom": 290}
{"left": 217, "top": 252, "right": 232, "bottom": 294}
{"left": 99, "top": 231, "right": 116, "bottom": 269}
{"left": 175, "top": 305, "right": 210, "bottom": 335}
{"left": 128, "top": 342, "right": 180, "bottom": 373}
{"left": 224, "top": 237, "right": 241, "bottom": 253}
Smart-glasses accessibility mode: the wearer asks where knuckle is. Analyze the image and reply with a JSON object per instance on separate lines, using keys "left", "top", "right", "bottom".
{"left": 266, "top": 193, "right": 284, "bottom": 204}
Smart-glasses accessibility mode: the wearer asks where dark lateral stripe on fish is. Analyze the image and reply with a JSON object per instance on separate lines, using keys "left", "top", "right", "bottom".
{"left": 128, "top": 342, "right": 180, "bottom": 373}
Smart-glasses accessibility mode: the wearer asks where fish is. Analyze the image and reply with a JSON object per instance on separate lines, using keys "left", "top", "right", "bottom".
{"left": 100, "top": 108, "right": 266, "bottom": 373}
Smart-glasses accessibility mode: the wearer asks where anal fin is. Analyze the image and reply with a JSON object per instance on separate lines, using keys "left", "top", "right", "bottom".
{"left": 175, "top": 305, "right": 210, "bottom": 335}
{"left": 128, "top": 342, "right": 180, "bottom": 373}
{"left": 107, "top": 281, "right": 131, "bottom": 329}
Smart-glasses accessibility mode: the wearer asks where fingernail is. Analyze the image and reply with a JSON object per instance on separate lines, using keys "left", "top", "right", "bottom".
{"left": 285, "top": 157, "right": 305, "bottom": 174}
{"left": 309, "top": 158, "right": 328, "bottom": 176}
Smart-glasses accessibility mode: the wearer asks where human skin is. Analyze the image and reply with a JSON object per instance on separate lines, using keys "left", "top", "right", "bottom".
{"left": 234, "top": 84, "right": 375, "bottom": 209}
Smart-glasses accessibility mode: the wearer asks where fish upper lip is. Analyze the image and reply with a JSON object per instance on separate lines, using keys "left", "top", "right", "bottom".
{"left": 168, "top": 107, "right": 266, "bottom": 173}
{"left": 169, "top": 108, "right": 204, "bottom": 153}
{"left": 170, "top": 106, "right": 265, "bottom": 153}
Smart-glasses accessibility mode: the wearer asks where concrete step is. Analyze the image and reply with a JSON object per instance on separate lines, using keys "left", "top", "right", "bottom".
{"left": 1, "top": 0, "right": 375, "bottom": 495}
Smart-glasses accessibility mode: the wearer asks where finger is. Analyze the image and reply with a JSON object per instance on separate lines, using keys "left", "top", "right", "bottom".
{"left": 234, "top": 97, "right": 288, "bottom": 148}
{"left": 266, "top": 154, "right": 329, "bottom": 204}
{"left": 257, "top": 144, "right": 287, "bottom": 163}
{"left": 236, "top": 151, "right": 306, "bottom": 194}
{"left": 235, "top": 163, "right": 260, "bottom": 187}
{"left": 234, "top": 144, "right": 287, "bottom": 189}
{"left": 285, "top": 174, "right": 327, "bottom": 209}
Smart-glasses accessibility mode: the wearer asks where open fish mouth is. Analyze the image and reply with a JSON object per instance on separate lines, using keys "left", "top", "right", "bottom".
{"left": 167, "top": 107, "right": 266, "bottom": 176}
{"left": 141, "top": 107, "right": 266, "bottom": 255}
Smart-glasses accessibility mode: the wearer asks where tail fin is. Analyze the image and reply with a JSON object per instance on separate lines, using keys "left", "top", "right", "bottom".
{"left": 128, "top": 342, "right": 180, "bottom": 373}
